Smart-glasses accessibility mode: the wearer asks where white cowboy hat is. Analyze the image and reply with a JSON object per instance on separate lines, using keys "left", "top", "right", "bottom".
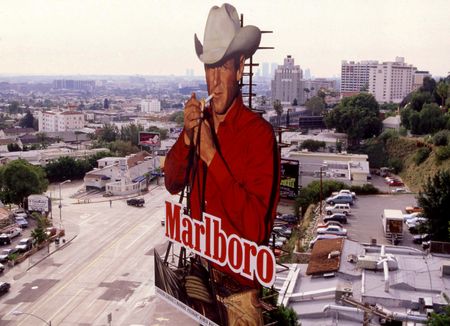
{"left": 194, "top": 3, "right": 261, "bottom": 65}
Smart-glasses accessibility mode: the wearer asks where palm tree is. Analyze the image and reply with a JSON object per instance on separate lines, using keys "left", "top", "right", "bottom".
{"left": 304, "top": 88, "right": 310, "bottom": 101}
{"left": 436, "top": 81, "right": 449, "bottom": 108}
{"left": 273, "top": 100, "right": 283, "bottom": 127}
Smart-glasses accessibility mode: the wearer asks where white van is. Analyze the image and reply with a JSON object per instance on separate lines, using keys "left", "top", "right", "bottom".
{"left": 325, "top": 203, "right": 351, "bottom": 216}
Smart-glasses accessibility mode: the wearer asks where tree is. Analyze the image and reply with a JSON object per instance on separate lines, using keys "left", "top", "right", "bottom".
{"left": 273, "top": 100, "right": 283, "bottom": 127}
{"left": 292, "top": 98, "right": 298, "bottom": 106}
{"left": 169, "top": 111, "right": 184, "bottom": 126}
{"left": 300, "top": 139, "right": 326, "bottom": 152}
{"left": 428, "top": 305, "right": 450, "bottom": 325}
{"left": 436, "top": 81, "right": 449, "bottom": 108}
{"left": 31, "top": 226, "right": 48, "bottom": 245}
{"left": 418, "top": 170, "right": 450, "bottom": 241}
{"left": 103, "top": 98, "right": 110, "bottom": 109}
{"left": 0, "top": 159, "right": 48, "bottom": 205}
{"left": 120, "top": 123, "right": 144, "bottom": 146}
{"left": 147, "top": 126, "right": 168, "bottom": 140}
{"left": 99, "top": 123, "right": 119, "bottom": 142}
{"left": 325, "top": 93, "right": 382, "bottom": 146}
{"left": 36, "top": 132, "right": 49, "bottom": 149}
{"left": 305, "top": 96, "right": 325, "bottom": 116}
{"left": 410, "top": 91, "right": 432, "bottom": 111}
{"left": 19, "top": 111, "right": 37, "bottom": 129}
{"left": 7, "top": 143, "right": 21, "bottom": 152}
{"left": 419, "top": 103, "right": 446, "bottom": 134}
{"left": 304, "top": 88, "right": 310, "bottom": 101}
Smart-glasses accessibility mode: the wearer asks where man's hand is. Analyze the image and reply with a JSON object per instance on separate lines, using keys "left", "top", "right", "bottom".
{"left": 183, "top": 93, "right": 216, "bottom": 166}
{"left": 183, "top": 93, "right": 202, "bottom": 146}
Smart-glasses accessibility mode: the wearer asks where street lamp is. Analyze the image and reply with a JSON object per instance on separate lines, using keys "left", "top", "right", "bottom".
{"left": 12, "top": 310, "right": 51, "bottom": 325}
{"left": 59, "top": 179, "right": 71, "bottom": 226}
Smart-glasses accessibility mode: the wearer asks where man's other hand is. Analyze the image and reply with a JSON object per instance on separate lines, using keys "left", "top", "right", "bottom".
{"left": 198, "top": 120, "right": 216, "bottom": 166}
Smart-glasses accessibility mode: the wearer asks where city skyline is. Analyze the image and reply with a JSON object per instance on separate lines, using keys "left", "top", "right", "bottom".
{"left": 0, "top": 0, "right": 449, "bottom": 77}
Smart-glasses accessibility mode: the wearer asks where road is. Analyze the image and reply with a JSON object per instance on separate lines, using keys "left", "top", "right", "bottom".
{"left": 0, "top": 181, "right": 196, "bottom": 325}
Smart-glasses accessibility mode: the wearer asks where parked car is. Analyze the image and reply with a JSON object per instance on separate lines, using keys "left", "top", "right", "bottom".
{"left": 15, "top": 238, "right": 33, "bottom": 253}
{"left": 403, "top": 212, "right": 423, "bottom": 222}
{"left": 279, "top": 214, "right": 298, "bottom": 224}
{"left": 309, "top": 234, "right": 345, "bottom": 249}
{"left": 0, "top": 248, "right": 19, "bottom": 263}
{"left": 15, "top": 217, "right": 28, "bottom": 228}
{"left": 0, "top": 235, "right": 11, "bottom": 246}
{"left": 406, "top": 218, "right": 428, "bottom": 234}
{"left": 2, "top": 227, "right": 22, "bottom": 239}
{"left": 325, "top": 194, "right": 353, "bottom": 206}
{"left": 325, "top": 204, "right": 351, "bottom": 216}
{"left": 388, "top": 179, "right": 404, "bottom": 187}
{"left": 317, "top": 221, "right": 344, "bottom": 229}
{"left": 317, "top": 225, "right": 348, "bottom": 236}
{"left": 0, "top": 263, "right": 4, "bottom": 273}
{"left": 391, "top": 187, "right": 407, "bottom": 193}
{"left": 413, "top": 234, "right": 431, "bottom": 244}
{"left": 0, "top": 282, "right": 10, "bottom": 296}
{"left": 323, "top": 213, "right": 348, "bottom": 224}
{"left": 331, "top": 189, "right": 356, "bottom": 199}
{"left": 405, "top": 206, "right": 423, "bottom": 214}
{"left": 126, "top": 198, "right": 145, "bottom": 207}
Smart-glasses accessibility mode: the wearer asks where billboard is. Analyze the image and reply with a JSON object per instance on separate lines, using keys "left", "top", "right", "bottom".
{"left": 139, "top": 132, "right": 161, "bottom": 148}
{"left": 28, "top": 194, "right": 51, "bottom": 213}
{"left": 280, "top": 159, "right": 299, "bottom": 199}
{"left": 155, "top": 201, "right": 276, "bottom": 325}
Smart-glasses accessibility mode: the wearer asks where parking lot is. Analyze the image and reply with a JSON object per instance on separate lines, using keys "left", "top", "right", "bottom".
{"left": 317, "top": 193, "right": 423, "bottom": 249}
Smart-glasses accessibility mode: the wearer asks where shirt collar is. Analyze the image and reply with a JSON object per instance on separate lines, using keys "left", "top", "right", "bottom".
{"left": 215, "top": 93, "right": 244, "bottom": 134}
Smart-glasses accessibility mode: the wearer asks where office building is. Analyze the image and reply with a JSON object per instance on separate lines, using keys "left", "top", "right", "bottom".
{"left": 38, "top": 110, "right": 85, "bottom": 132}
{"left": 368, "top": 57, "right": 417, "bottom": 103}
{"left": 271, "top": 55, "right": 304, "bottom": 105}
{"left": 340, "top": 60, "right": 378, "bottom": 96}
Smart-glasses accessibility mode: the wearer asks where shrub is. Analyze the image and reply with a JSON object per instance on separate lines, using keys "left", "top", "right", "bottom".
{"left": 432, "top": 130, "right": 450, "bottom": 146}
{"left": 388, "top": 158, "right": 404, "bottom": 174}
{"left": 350, "top": 184, "right": 379, "bottom": 195}
{"left": 414, "top": 147, "right": 431, "bottom": 165}
{"left": 436, "top": 146, "right": 450, "bottom": 162}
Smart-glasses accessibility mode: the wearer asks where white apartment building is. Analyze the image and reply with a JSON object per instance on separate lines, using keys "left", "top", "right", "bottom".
{"left": 141, "top": 99, "right": 161, "bottom": 113}
{"left": 38, "top": 110, "right": 85, "bottom": 132}
{"left": 340, "top": 60, "right": 378, "bottom": 95}
{"left": 271, "top": 55, "right": 305, "bottom": 105}
{"left": 369, "top": 57, "right": 417, "bottom": 103}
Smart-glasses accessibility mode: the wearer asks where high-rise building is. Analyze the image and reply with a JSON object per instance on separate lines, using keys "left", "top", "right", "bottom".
{"left": 271, "top": 55, "right": 304, "bottom": 105}
{"left": 304, "top": 68, "right": 311, "bottom": 80}
{"left": 262, "top": 62, "right": 269, "bottom": 78}
{"left": 368, "top": 57, "right": 417, "bottom": 103}
{"left": 141, "top": 99, "right": 161, "bottom": 113}
{"left": 340, "top": 60, "right": 378, "bottom": 96}
{"left": 271, "top": 63, "right": 278, "bottom": 77}
{"left": 412, "top": 71, "right": 431, "bottom": 91}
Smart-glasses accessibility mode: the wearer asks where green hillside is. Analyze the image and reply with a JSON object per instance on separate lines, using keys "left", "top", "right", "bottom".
{"left": 385, "top": 137, "right": 450, "bottom": 192}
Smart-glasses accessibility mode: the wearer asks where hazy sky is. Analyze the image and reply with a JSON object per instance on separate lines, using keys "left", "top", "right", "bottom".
{"left": 0, "top": 0, "right": 449, "bottom": 77}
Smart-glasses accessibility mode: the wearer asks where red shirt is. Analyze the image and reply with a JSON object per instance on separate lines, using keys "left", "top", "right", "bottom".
{"left": 165, "top": 95, "right": 280, "bottom": 286}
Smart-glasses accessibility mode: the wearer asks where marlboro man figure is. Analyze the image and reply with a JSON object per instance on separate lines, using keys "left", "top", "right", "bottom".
{"left": 165, "top": 3, "right": 280, "bottom": 325}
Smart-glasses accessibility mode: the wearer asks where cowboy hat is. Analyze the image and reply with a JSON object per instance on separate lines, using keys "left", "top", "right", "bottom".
{"left": 194, "top": 3, "right": 261, "bottom": 65}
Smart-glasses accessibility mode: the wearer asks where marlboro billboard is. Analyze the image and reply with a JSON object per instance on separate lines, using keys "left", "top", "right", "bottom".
{"left": 280, "top": 159, "right": 299, "bottom": 199}
{"left": 139, "top": 131, "right": 161, "bottom": 148}
{"left": 155, "top": 201, "right": 276, "bottom": 325}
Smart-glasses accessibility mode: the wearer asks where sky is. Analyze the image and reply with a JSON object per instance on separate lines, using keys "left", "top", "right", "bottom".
{"left": 0, "top": 0, "right": 449, "bottom": 77}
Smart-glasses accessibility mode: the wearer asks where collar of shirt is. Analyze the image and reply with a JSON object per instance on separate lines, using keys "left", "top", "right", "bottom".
{"left": 207, "top": 93, "right": 244, "bottom": 134}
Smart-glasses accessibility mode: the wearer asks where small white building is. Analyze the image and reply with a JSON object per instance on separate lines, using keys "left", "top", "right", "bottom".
{"left": 84, "top": 151, "right": 160, "bottom": 195}
{"left": 285, "top": 151, "right": 370, "bottom": 185}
